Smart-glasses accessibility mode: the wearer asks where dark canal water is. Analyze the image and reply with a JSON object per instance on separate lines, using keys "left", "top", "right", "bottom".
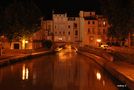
{"left": 0, "top": 49, "right": 129, "bottom": 90}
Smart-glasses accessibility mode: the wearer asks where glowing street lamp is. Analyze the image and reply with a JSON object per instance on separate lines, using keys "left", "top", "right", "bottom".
{"left": 25, "top": 40, "right": 28, "bottom": 44}
{"left": 96, "top": 39, "right": 101, "bottom": 47}
{"left": 97, "top": 39, "right": 101, "bottom": 43}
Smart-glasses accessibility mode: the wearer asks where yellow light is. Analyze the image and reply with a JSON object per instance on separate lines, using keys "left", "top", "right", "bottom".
{"left": 22, "top": 64, "right": 29, "bottom": 80}
{"left": 22, "top": 39, "right": 25, "bottom": 49}
{"left": 22, "top": 64, "right": 26, "bottom": 80}
{"left": 97, "top": 39, "right": 101, "bottom": 43}
{"left": 25, "top": 41, "right": 28, "bottom": 43}
{"left": 26, "top": 68, "right": 29, "bottom": 79}
{"left": 96, "top": 72, "right": 101, "bottom": 80}
{"left": 58, "top": 38, "right": 62, "bottom": 41}
{"left": 103, "top": 21, "right": 106, "bottom": 26}
{"left": 58, "top": 52, "right": 66, "bottom": 62}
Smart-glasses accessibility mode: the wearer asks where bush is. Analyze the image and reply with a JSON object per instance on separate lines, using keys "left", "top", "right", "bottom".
{"left": 42, "top": 40, "right": 53, "bottom": 49}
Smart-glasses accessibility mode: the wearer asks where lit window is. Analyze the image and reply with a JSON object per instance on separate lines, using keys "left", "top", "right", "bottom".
{"left": 103, "top": 21, "right": 106, "bottom": 26}
{"left": 58, "top": 38, "right": 62, "bottom": 41}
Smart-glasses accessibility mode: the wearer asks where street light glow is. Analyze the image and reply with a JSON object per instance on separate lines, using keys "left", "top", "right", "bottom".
{"left": 22, "top": 64, "right": 29, "bottom": 80}
{"left": 97, "top": 39, "right": 101, "bottom": 43}
{"left": 96, "top": 72, "right": 101, "bottom": 80}
{"left": 25, "top": 40, "right": 28, "bottom": 43}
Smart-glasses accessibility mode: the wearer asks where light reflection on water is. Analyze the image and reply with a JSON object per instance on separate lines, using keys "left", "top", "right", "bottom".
{"left": 0, "top": 69, "right": 3, "bottom": 83}
{"left": 0, "top": 49, "right": 121, "bottom": 90}
{"left": 58, "top": 49, "right": 73, "bottom": 62}
{"left": 22, "top": 64, "right": 29, "bottom": 80}
{"left": 96, "top": 71, "right": 101, "bottom": 81}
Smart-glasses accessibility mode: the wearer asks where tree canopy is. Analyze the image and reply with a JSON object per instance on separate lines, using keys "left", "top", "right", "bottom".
{"left": 99, "top": 0, "right": 134, "bottom": 40}
{"left": 0, "top": 0, "right": 42, "bottom": 42}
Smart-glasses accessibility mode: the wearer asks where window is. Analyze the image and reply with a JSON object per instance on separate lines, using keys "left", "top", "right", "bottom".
{"left": 92, "top": 28, "right": 95, "bottom": 34}
{"left": 74, "top": 23, "right": 77, "bottom": 28}
{"left": 88, "top": 21, "right": 90, "bottom": 24}
{"left": 88, "top": 28, "right": 90, "bottom": 34}
{"left": 63, "top": 31, "right": 65, "bottom": 35}
{"left": 68, "top": 25, "right": 70, "bottom": 28}
{"left": 92, "top": 21, "right": 95, "bottom": 24}
{"left": 103, "top": 21, "right": 106, "bottom": 26}
{"left": 68, "top": 31, "right": 70, "bottom": 35}
{"left": 75, "top": 30, "right": 78, "bottom": 35}
{"left": 103, "top": 29, "right": 106, "bottom": 34}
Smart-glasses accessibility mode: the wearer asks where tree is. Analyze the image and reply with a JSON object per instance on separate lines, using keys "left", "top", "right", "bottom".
{"left": 1, "top": 0, "right": 42, "bottom": 44}
{"left": 99, "top": 0, "right": 134, "bottom": 41}
{"left": 42, "top": 40, "right": 53, "bottom": 49}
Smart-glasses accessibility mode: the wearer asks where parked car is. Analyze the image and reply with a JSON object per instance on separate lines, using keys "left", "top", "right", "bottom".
{"left": 100, "top": 44, "right": 109, "bottom": 49}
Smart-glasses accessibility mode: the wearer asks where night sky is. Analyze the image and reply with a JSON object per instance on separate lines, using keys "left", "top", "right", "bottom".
{"left": 0, "top": 0, "right": 101, "bottom": 19}
{"left": 34, "top": 0, "right": 101, "bottom": 18}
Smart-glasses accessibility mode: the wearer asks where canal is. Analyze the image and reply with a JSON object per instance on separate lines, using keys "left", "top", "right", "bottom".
{"left": 0, "top": 49, "right": 129, "bottom": 90}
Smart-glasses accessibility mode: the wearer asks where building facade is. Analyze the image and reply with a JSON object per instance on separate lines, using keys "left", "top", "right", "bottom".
{"left": 67, "top": 17, "right": 81, "bottom": 46}
{"left": 53, "top": 13, "right": 68, "bottom": 42}
{"left": 40, "top": 11, "right": 109, "bottom": 47}
{"left": 41, "top": 12, "right": 81, "bottom": 47}
{"left": 79, "top": 11, "right": 109, "bottom": 47}
{"left": 3, "top": 11, "right": 134, "bottom": 50}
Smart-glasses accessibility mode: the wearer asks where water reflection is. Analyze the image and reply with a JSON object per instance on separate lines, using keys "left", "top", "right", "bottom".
{"left": 58, "top": 50, "right": 73, "bottom": 62}
{"left": 32, "top": 72, "right": 37, "bottom": 85}
{"left": 0, "top": 50, "right": 121, "bottom": 90}
{"left": 0, "top": 69, "right": 3, "bottom": 83}
{"left": 22, "top": 64, "right": 29, "bottom": 80}
{"left": 54, "top": 50, "right": 118, "bottom": 90}
{"left": 102, "top": 80, "right": 105, "bottom": 86}
{"left": 96, "top": 71, "right": 101, "bottom": 80}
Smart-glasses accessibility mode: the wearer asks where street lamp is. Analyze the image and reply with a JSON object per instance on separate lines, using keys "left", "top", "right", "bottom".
{"left": 97, "top": 39, "right": 101, "bottom": 43}
{"left": 25, "top": 40, "right": 28, "bottom": 44}
{"left": 96, "top": 39, "right": 101, "bottom": 47}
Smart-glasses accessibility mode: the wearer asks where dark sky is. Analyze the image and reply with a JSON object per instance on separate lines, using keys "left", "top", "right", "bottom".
{"left": 33, "top": 0, "right": 101, "bottom": 18}
{"left": 0, "top": 0, "right": 101, "bottom": 19}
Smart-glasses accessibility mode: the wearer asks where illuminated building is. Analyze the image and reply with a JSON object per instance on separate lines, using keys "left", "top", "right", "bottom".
{"left": 41, "top": 12, "right": 81, "bottom": 47}
{"left": 79, "top": 11, "right": 109, "bottom": 47}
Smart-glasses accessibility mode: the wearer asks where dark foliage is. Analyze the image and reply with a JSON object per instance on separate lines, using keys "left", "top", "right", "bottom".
{"left": 99, "top": 0, "right": 134, "bottom": 40}
{"left": 0, "top": 0, "right": 42, "bottom": 43}
{"left": 42, "top": 40, "right": 53, "bottom": 49}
